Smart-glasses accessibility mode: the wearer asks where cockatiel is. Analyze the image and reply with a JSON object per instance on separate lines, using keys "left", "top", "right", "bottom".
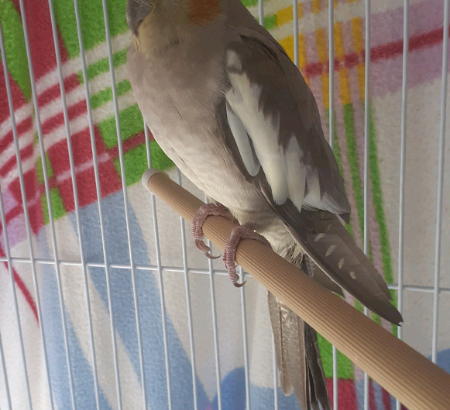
{"left": 126, "top": 0, "right": 403, "bottom": 408}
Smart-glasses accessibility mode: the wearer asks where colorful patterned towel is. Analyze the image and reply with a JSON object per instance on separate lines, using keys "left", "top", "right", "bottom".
{"left": 1, "top": 0, "right": 449, "bottom": 409}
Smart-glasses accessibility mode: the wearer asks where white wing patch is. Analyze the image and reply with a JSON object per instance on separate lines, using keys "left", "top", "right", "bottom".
{"left": 303, "top": 167, "right": 322, "bottom": 209}
{"left": 225, "top": 103, "right": 260, "bottom": 176}
{"left": 285, "top": 137, "right": 307, "bottom": 211}
{"left": 226, "top": 50, "right": 308, "bottom": 210}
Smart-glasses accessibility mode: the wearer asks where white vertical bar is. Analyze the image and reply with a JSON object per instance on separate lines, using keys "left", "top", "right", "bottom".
{"left": 204, "top": 197, "right": 222, "bottom": 410}
{"left": 144, "top": 126, "right": 152, "bottom": 168}
{"left": 293, "top": 0, "right": 299, "bottom": 67}
{"left": 328, "top": 1, "right": 338, "bottom": 407}
{"left": 396, "top": 1, "right": 409, "bottom": 408}
{"left": 0, "top": 333, "right": 12, "bottom": 410}
{"left": 45, "top": 0, "right": 101, "bottom": 408}
{"left": 258, "top": 0, "right": 264, "bottom": 25}
{"left": 72, "top": 1, "right": 123, "bottom": 407}
{"left": 272, "top": 335, "right": 279, "bottom": 410}
{"left": 329, "top": 0, "right": 335, "bottom": 150}
{"left": 432, "top": 0, "right": 449, "bottom": 364}
{"left": 0, "top": 25, "right": 33, "bottom": 410}
{"left": 238, "top": 268, "right": 251, "bottom": 410}
{"left": 332, "top": 346, "right": 338, "bottom": 410}
{"left": 17, "top": 1, "right": 77, "bottom": 408}
{"left": 258, "top": 0, "right": 276, "bottom": 407}
{"left": 176, "top": 169, "right": 198, "bottom": 410}
{"left": 100, "top": 2, "right": 147, "bottom": 408}
{"left": 363, "top": 1, "right": 371, "bottom": 409}
{"left": 143, "top": 133, "right": 173, "bottom": 410}
{"left": 0, "top": 18, "right": 55, "bottom": 410}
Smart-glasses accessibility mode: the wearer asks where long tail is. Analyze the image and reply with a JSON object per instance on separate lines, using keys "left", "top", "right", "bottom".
{"left": 268, "top": 256, "right": 331, "bottom": 410}
{"left": 282, "top": 210, "right": 403, "bottom": 325}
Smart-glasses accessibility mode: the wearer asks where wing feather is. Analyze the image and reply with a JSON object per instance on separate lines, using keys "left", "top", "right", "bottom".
{"left": 218, "top": 27, "right": 402, "bottom": 325}
{"left": 224, "top": 36, "right": 350, "bottom": 216}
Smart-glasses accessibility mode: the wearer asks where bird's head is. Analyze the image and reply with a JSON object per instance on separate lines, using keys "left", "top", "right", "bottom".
{"left": 127, "top": 0, "right": 223, "bottom": 53}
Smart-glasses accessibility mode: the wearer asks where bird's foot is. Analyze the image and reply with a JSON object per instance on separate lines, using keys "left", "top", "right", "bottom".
{"left": 192, "top": 203, "right": 235, "bottom": 259}
{"left": 223, "top": 223, "right": 272, "bottom": 287}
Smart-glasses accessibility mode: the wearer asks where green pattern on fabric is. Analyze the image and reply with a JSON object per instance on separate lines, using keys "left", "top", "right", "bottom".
{"left": 342, "top": 104, "right": 382, "bottom": 319}
{"left": 99, "top": 104, "right": 144, "bottom": 148}
{"left": 114, "top": 142, "right": 174, "bottom": 187}
{"left": 341, "top": 103, "right": 388, "bottom": 327}
{"left": 264, "top": 14, "right": 277, "bottom": 30}
{"left": 325, "top": 108, "right": 353, "bottom": 237}
{"left": 36, "top": 154, "right": 54, "bottom": 184}
{"left": 368, "top": 105, "right": 398, "bottom": 336}
{"left": 0, "top": 0, "right": 31, "bottom": 100}
{"left": 81, "top": 49, "right": 128, "bottom": 83}
{"left": 318, "top": 334, "right": 354, "bottom": 379}
{"left": 90, "top": 79, "right": 132, "bottom": 110}
{"left": 343, "top": 104, "right": 365, "bottom": 236}
{"left": 241, "top": 0, "right": 259, "bottom": 7}
{"left": 316, "top": 108, "right": 354, "bottom": 379}
{"left": 41, "top": 188, "right": 66, "bottom": 225}
{"left": 149, "top": 139, "right": 175, "bottom": 171}
{"left": 53, "top": 0, "right": 128, "bottom": 58}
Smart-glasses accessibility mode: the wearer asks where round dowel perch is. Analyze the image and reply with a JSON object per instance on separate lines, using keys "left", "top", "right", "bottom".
{"left": 142, "top": 169, "right": 450, "bottom": 410}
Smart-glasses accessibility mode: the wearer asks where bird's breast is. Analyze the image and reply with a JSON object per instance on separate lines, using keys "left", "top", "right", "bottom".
{"left": 127, "top": 43, "right": 266, "bottom": 214}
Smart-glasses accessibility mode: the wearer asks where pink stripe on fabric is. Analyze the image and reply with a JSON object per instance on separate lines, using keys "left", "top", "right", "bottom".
{"left": 371, "top": 40, "right": 445, "bottom": 97}
{"left": 370, "top": 0, "right": 445, "bottom": 48}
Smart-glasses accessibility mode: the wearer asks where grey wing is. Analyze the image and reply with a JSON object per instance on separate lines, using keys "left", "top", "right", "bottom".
{"left": 218, "top": 28, "right": 402, "bottom": 325}
{"left": 223, "top": 30, "right": 350, "bottom": 219}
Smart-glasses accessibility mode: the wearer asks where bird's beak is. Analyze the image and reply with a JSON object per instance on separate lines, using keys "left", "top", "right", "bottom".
{"left": 126, "top": 0, "right": 154, "bottom": 36}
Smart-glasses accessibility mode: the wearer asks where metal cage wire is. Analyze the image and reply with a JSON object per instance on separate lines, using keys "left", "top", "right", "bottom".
{"left": 0, "top": 0, "right": 449, "bottom": 409}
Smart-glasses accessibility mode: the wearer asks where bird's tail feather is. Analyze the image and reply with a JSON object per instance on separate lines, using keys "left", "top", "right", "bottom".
{"left": 284, "top": 210, "right": 403, "bottom": 325}
{"left": 267, "top": 256, "right": 331, "bottom": 410}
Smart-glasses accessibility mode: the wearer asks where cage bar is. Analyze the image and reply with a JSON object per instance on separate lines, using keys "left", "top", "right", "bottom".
{"left": 0, "top": 16, "right": 55, "bottom": 410}
{"left": 176, "top": 169, "right": 199, "bottom": 410}
{"left": 100, "top": 2, "right": 148, "bottom": 408}
{"left": 363, "top": 1, "right": 371, "bottom": 408}
{"left": 144, "top": 170, "right": 450, "bottom": 410}
{"left": 144, "top": 134, "right": 173, "bottom": 410}
{"left": 17, "top": 0, "right": 78, "bottom": 407}
{"left": 0, "top": 23, "right": 34, "bottom": 410}
{"left": 72, "top": 0, "right": 123, "bottom": 407}
{"left": 45, "top": 0, "right": 102, "bottom": 408}
{"left": 432, "top": 0, "right": 449, "bottom": 364}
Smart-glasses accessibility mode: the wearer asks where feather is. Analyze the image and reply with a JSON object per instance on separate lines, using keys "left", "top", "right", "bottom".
{"left": 267, "top": 291, "right": 294, "bottom": 396}
{"left": 225, "top": 101, "right": 260, "bottom": 176}
{"left": 280, "top": 209, "right": 402, "bottom": 325}
{"left": 223, "top": 30, "right": 351, "bottom": 217}
{"left": 221, "top": 27, "right": 401, "bottom": 325}
{"left": 268, "top": 291, "right": 332, "bottom": 410}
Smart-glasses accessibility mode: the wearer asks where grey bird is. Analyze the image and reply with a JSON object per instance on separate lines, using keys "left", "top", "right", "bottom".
{"left": 126, "top": 0, "right": 403, "bottom": 408}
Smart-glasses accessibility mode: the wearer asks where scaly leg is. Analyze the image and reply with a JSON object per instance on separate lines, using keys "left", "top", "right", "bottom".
{"left": 192, "top": 203, "right": 271, "bottom": 287}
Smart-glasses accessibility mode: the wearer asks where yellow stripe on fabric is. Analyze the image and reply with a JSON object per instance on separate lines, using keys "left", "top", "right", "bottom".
{"left": 279, "top": 36, "right": 295, "bottom": 61}
{"left": 334, "top": 22, "right": 351, "bottom": 105}
{"left": 298, "top": 33, "right": 307, "bottom": 72}
{"left": 352, "top": 17, "right": 366, "bottom": 100}
{"left": 279, "top": 33, "right": 308, "bottom": 85}
{"left": 277, "top": 2, "right": 306, "bottom": 85}
{"left": 312, "top": 0, "right": 321, "bottom": 14}
{"left": 316, "top": 28, "right": 329, "bottom": 109}
{"left": 276, "top": 3, "right": 303, "bottom": 26}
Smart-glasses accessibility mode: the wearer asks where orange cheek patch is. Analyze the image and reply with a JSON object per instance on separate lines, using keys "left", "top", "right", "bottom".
{"left": 189, "top": 0, "right": 221, "bottom": 26}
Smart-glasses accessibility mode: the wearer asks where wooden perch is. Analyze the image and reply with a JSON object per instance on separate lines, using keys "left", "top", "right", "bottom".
{"left": 142, "top": 169, "right": 450, "bottom": 410}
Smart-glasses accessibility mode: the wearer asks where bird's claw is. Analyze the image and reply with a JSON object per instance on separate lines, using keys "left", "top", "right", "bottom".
{"left": 192, "top": 204, "right": 271, "bottom": 287}
{"left": 192, "top": 203, "right": 235, "bottom": 259}
{"left": 223, "top": 223, "right": 272, "bottom": 287}
{"left": 194, "top": 239, "right": 220, "bottom": 259}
